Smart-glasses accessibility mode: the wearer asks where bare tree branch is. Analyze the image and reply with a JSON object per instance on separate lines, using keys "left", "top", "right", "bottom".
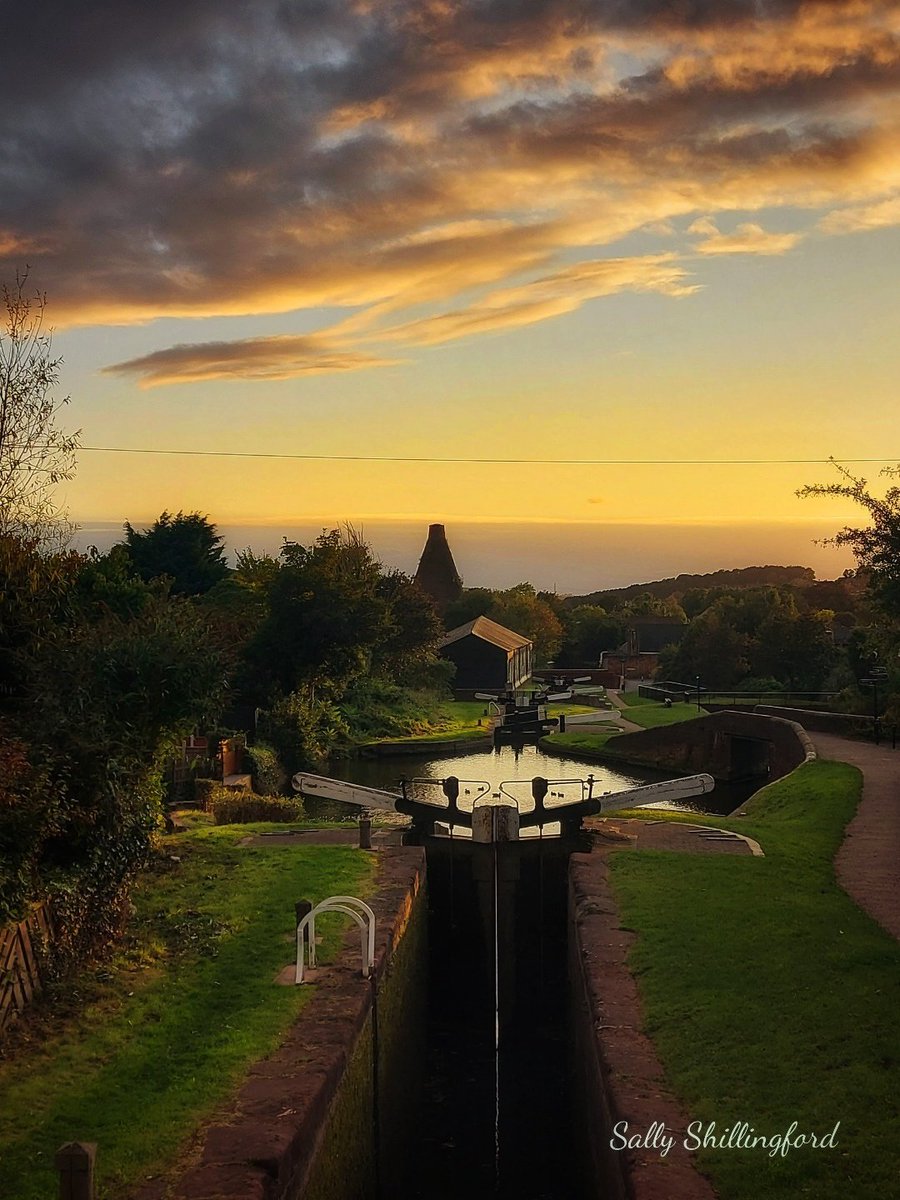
{"left": 0, "top": 270, "right": 80, "bottom": 548}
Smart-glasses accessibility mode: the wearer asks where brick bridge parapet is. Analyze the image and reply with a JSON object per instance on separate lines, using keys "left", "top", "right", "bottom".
{"left": 602, "top": 711, "right": 815, "bottom": 784}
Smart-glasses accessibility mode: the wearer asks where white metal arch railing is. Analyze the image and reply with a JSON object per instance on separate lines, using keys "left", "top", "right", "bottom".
{"left": 295, "top": 896, "right": 376, "bottom": 985}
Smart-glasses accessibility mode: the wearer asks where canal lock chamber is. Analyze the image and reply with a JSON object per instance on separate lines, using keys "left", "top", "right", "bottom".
{"left": 394, "top": 827, "right": 602, "bottom": 1200}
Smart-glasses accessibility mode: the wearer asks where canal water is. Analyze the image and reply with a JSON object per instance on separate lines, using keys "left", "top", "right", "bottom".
{"left": 324, "top": 741, "right": 749, "bottom": 816}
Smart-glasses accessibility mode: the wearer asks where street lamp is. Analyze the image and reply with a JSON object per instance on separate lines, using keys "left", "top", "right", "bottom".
{"left": 859, "top": 654, "right": 888, "bottom": 744}
{"left": 695, "top": 675, "right": 701, "bottom": 711}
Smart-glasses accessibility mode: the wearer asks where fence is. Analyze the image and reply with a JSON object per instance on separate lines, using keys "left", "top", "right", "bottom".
{"left": 0, "top": 901, "right": 54, "bottom": 1035}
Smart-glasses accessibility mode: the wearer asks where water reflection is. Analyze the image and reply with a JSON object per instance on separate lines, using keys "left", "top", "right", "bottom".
{"left": 326, "top": 741, "right": 748, "bottom": 816}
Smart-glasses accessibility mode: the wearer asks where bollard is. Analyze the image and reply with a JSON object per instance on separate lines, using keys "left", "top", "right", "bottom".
{"left": 558, "top": 713, "right": 566, "bottom": 733}
{"left": 55, "top": 1142, "right": 96, "bottom": 1200}
{"left": 358, "top": 817, "right": 372, "bottom": 850}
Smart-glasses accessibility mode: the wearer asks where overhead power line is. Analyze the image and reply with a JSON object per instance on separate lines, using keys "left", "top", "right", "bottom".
{"left": 62, "top": 446, "right": 900, "bottom": 466}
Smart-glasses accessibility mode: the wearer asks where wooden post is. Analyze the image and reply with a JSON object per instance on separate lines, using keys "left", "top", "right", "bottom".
{"left": 358, "top": 817, "right": 372, "bottom": 849}
{"left": 55, "top": 1142, "right": 96, "bottom": 1200}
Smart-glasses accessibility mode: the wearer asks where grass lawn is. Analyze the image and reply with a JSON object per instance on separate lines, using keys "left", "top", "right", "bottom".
{"left": 543, "top": 697, "right": 701, "bottom": 758}
{"left": 542, "top": 728, "right": 618, "bottom": 756}
{"left": 619, "top": 692, "right": 703, "bottom": 728}
{"left": 368, "top": 697, "right": 599, "bottom": 745}
{"left": 0, "top": 820, "right": 375, "bottom": 1200}
{"left": 609, "top": 759, "right": 900, "bottom": 1199}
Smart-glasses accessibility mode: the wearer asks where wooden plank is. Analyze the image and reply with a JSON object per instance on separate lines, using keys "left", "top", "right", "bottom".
{"left": 18, "top": 921, "right": 35, "bottom": 973}
{"left": 0, "top": 927, "right": 16, "bottom": 968}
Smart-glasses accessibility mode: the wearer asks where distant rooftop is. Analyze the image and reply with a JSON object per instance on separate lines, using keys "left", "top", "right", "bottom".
{"left": 440, "top": 614, "right": 531, "bottom": 653}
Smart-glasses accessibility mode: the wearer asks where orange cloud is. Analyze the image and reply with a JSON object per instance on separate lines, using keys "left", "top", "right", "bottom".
{"left": 689, "top": 220, "right": 804, "bottom": 255}
{"left": 374, "top": 254, "right": 699, "bottom": 346}
{"left": 817, "top": 193, "right": 900, "bottom": 233}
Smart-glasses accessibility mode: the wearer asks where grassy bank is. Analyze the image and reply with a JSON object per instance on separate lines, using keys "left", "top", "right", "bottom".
{"left": 542, "top": 695, "right": 701, "bottom": 759}
{"left": 609, "top": 760, "right": 900, "bottom": 1199}
{"left": 365, "top": 697, "right": 598, "bottom": 746}
{"left": 619, "top": 692, "right": 703, "bottom": 728}
{"left": 0, "top": 821, "right": 375, "bottom": 1200}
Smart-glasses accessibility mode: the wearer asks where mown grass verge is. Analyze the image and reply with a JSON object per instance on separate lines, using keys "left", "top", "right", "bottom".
{"left": 543, "top": 697, "right": 701, "bottom": 759}
{"left": 0, "top": 821, "right": 375, "bottom": 1200}
{"left": 366, "top": 698, "right": 598, "bottom": 745}
{"left": 608, "top": 759, "right": 900, "bottom": 1199}
{"left": 619, "top": 693, "right": 704, "bottom": 728}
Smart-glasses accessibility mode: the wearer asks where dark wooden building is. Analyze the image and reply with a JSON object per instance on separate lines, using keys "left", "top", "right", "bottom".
{"left": 439, "top": 615, "right": 533, "bottom": 692}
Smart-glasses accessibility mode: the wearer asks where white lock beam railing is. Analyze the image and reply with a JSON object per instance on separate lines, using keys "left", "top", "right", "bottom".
{"left": 295, "top": 896, "right": 376, "bottom": 985}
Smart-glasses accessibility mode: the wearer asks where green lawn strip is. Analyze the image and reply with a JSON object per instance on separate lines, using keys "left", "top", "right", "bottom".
{"left": 608, "top": 760, "right": 900, "bottom": 1199}
{"left": 542, "top": 730, "right": 618, "bottom": 756}
{"left": 0, "top": 825, "right": 375, "bottom": 1200}
{"left": 620, "top": 699, "right": 704, "bottom": 728}
{"left": 365, "top": 700, "right": 598, "bottom": 745}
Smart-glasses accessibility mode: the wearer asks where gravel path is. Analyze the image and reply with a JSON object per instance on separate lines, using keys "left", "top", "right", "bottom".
{"left": 812, "top": 733, "right": 900, "bottom": 941}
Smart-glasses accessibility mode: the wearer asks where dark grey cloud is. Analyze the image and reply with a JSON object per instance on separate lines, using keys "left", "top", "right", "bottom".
{"left": 0, "top": 0, "right": 895, "bottom": 335}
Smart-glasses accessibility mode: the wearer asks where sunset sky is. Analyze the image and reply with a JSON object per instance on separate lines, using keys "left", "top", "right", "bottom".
{"left": 4, "top": 0, "right": 898, "bottom": 589}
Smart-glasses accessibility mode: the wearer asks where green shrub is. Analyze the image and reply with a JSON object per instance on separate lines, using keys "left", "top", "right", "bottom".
{"left": 207, "top": 787, "right": 304, "bottom": 825}
{"left": 193, "top": 777, "right": 219, "bottom": 811}
{"left": 339, "top": 677, "right": 452, "bottom": 740}
{"left": 258, "top": 692, "right": 349, "bottom": 770}
{"left": 243, "top": 741, "right": 286, "bottom": 795}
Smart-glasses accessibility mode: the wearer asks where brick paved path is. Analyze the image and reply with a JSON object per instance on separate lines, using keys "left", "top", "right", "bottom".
{"left": 812, "top": 733, "right": 900, "bottom": 941}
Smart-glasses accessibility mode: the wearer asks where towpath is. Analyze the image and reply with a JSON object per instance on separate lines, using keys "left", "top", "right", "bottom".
{"left": 812, "top": 732, "right": 900, "bottom": 942}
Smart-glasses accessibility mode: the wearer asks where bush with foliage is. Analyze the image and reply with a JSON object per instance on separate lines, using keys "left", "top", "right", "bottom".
{"left": 258, "top": 691, "right": 349, "bottom": 771}
{"left": 207, "top": 787, "right": 304, "bottom": 825}
{"left": 242, "top": 741, "right": 286, "bottom": 795}
{"left": 123, "top": 510, "right": 228, "bottom": 597}
{"left": 339, "top": 677, "right": 452, "bottom": 740}
{"left": 0, "top": 537, "right": 227, "bottom": 963}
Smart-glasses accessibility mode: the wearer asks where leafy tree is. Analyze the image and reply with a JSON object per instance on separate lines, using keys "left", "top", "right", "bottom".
{"left": 0, "top": 273, "right": 79, "bottom": 547}
{"left": 123, "top": 510, "right": 228, "bottom": 596}
{"left": 0, "top": 534, "right": 80, "bottom": 707}
{"left": 619, "top": 592, "right": 687, "bottom": 621}
{"left": 658, "top": 611, "right": 749, "bottom": 689}
{"left": 444, "top": 588, "right": 495, "bottom": 630}
{"left": 750, "top": 611, "right": 835, "bottom": 691}
{"left": 373, "top": 570, "right": 443, "bottom": 678}
{"left": 799, "top": 462, "right": 900, "bottom": 621}
{"left": 0, "top": 537, "right": 227, "bottom": 941}
{"left": 73, "top": 543, "right": 160, "bottom": 620}
{"left": 486, "top": 583, "right": 563, "bottom": 666}
{"left": 558, "top": 605, "right": 626, "bottom": 666}
{"left": 258, "top": 691, "right": 349, "bottom": 771}
{"left": 246, "top": 528, "right": 388, "bottom": 697}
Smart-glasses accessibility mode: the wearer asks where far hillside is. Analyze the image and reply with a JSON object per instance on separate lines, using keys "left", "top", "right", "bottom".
{"left": 565, "top": 564, "right": 850, "bottom": 608}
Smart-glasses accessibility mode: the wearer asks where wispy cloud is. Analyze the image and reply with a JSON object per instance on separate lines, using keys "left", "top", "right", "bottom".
{"left": 689, "top": 220, "right": 804, "bottom": 255}
{"left": 375, "top": 254, "right": 699, "bottom": 346}
{"left": 817, "top": 193, "right": 900, "bottom": 234}
{"left": 104, "top": 334, "right": 399, "bottom": 388}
